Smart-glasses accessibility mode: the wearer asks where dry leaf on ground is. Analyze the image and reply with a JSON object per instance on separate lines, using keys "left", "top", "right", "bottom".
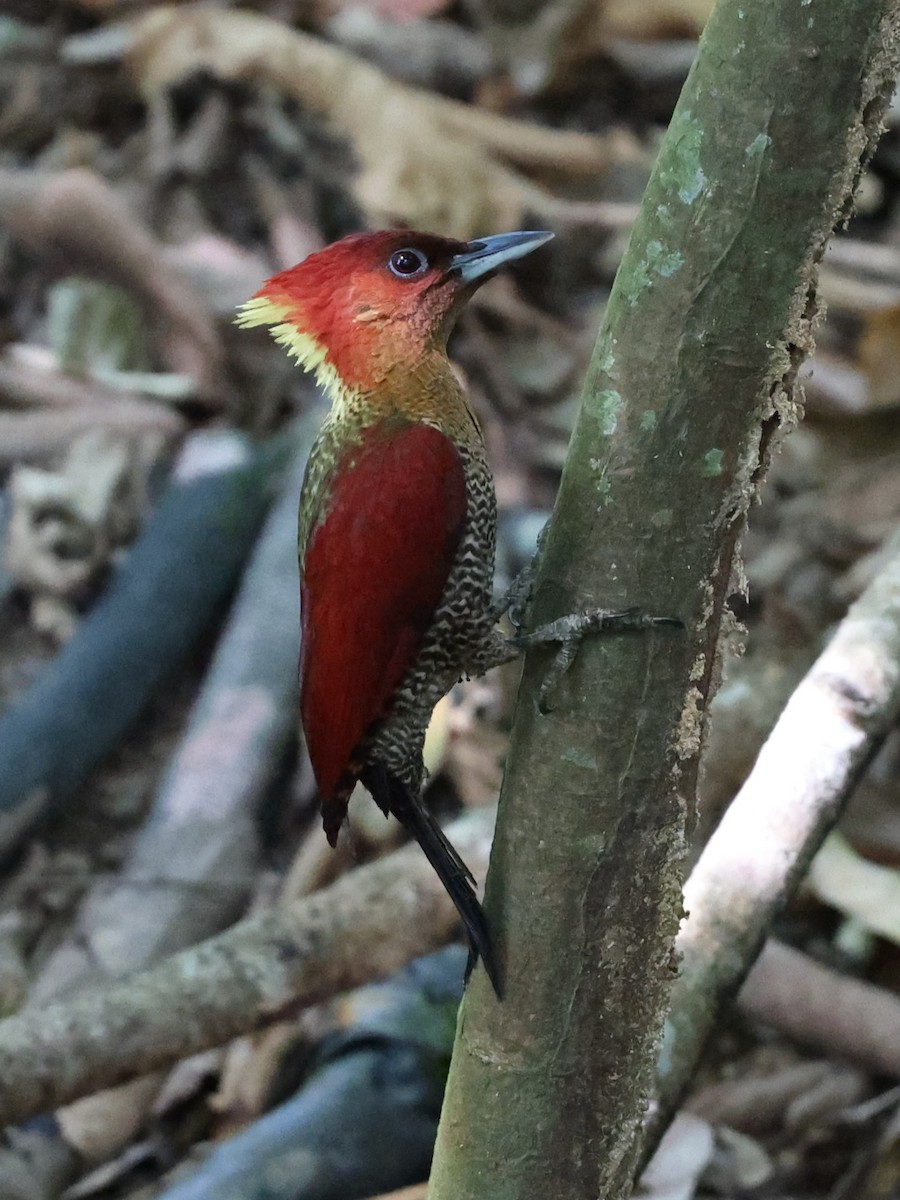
{"left": 859, "top": 304, "right": 900, "bottom": 409}
{"left": 126, "top": 5, "right": 615, "bottom": 238}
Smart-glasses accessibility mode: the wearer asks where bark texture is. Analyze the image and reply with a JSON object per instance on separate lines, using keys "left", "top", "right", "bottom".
{"left": 429, "top": 3, "right": 900, "bottom": 1197}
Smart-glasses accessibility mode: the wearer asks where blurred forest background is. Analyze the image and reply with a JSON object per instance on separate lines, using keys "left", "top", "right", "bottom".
{"left": 1, "top": 2, "right": 900, "bottom": 1199}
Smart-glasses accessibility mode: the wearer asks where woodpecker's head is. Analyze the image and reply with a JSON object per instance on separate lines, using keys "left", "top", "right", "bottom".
{"left": 237, "top": 229, "right": 553, "bottom": 397}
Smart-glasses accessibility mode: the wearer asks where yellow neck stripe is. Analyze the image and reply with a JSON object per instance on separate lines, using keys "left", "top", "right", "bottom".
{"left": 235, "top": 294, "right": 349, "bottom": 408}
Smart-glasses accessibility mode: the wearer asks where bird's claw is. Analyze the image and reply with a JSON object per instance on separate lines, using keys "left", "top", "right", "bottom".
{"left": 492, "top": 519, "right": 551, "bottom": 629}
{"left": 516, "top": 606, "right": 683, "bottom": 712}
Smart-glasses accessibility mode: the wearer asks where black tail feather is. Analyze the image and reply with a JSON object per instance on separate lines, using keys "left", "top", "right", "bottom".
{"left": 363, "top": 763, "right": 501, "bottom": 996}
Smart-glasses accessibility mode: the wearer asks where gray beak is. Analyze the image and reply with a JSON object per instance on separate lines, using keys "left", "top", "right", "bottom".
{"left": 450, "top": 230, "right": 554, "bottom": 284}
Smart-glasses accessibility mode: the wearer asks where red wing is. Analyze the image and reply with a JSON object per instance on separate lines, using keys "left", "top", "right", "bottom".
{"left": 299, "top": 421, "right": 467, "bottom": 835}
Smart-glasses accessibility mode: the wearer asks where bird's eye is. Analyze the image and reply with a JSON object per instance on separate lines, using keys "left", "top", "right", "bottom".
{"left": 388, "top": 248, "right": 428, "bottom": 278}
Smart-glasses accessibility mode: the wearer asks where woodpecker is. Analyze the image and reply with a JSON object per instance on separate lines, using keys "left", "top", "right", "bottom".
{"left": 238, "top": 229, "right": 552, "bottom": 993}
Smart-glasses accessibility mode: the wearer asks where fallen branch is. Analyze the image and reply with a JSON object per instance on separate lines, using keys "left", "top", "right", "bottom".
{"left": 154, "top": 949, "right": 465, "bottom": 1200}
{"left": 0, "top": 808, "right": 494, "bottom": 1125}
{"left": 645, "top": 537, "right": 900, "bottom": 1163}
{"left": 31, "top": 413, "right": 320, "bottom": 1008}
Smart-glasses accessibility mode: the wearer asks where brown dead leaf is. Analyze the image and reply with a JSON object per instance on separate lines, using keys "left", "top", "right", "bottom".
{"left": 703, "top": 1127, "right": 773, "bottom": 1193}
{"left": 740, "top": 942, "right": 900, "bottom": 1078}
{"left": 538, "top": 0, "right": 712, "bottom": 87}
{"left": 784, "top": 1064, "right": 868, "bottom": 1133}
{"left": 690, "top": 1059, "right": 867, "bottom": 1137}
{"left": 127, "top": 5, "right": 614, "bottom": 238}
{"left": 689, "top": 1060, "right": 833, "bottom": 1134}
{"left": 842, "top": 768, "right": 900, "bottom": 867}
{"left": 211, "top": 1024, "right": 306, "bottom": 1133}
{"left": 152, "top": 1049, "right": 224, "bottom": 1117}
{"left": 444, "top": 680, "right": 508, "bottom": 809}
{"left": 859, "top": 305, "right": 900, "bottom": 409}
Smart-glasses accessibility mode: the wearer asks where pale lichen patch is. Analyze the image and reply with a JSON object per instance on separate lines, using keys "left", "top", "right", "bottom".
{"left": 624, "top": 240, "right": 685, "bottom": 306}
{"left": 596, "top": 342, "right": 617, "bottom": 377}
{"left": 562, "top": 747, "right": 599, "bottom": 771}
{"left": 596, "top": 389, "right": 623, "bottom": 436}
{"left": 650, "top": 240, "right": 685, "bottom": 277}
{"left": 675, "top": 684, "right": 704, "bottom": 761}
{"left": 663, "top": 111, "right": 708, "bottom": 205}
{"left": 745, "top": 133, "right": 772, "bottom": 157}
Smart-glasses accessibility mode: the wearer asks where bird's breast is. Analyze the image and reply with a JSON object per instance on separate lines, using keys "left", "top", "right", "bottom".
{"left": 298, "top": 416, "right": 476, "bottom": 808}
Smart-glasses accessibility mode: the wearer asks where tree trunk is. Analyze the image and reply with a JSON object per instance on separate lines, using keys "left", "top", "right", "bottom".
{"left": 429, "top": 2, "right": 900, "bottom": 1197}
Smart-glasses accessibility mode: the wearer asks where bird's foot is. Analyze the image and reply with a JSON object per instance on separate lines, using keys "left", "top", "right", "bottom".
{"left": 492, "top": 561, "right": 537, "bottom": 629}
{"left": 516, "top": 606, "right": 682, "bottom": 713}
{"left": 492, "top": 519, "right": 551, "bottom": 629}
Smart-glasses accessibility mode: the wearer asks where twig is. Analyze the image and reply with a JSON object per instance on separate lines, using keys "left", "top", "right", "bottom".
{"left": 0, "top": 809, "right": 494, "bottom": 1125}
{"left": 645, "top": 538, "right": 900, "bottom": 1163}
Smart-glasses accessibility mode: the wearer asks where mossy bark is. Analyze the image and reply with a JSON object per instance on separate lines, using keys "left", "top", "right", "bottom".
{"left": 429, "top": 2, "right": 900, "bottom": 1197}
